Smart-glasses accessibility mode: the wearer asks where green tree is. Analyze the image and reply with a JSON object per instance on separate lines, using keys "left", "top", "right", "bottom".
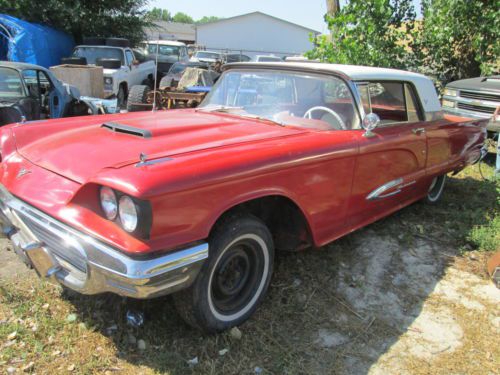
{"left": 414, "top": 0, "right": 499, "bottom": 83}
{"left": 0, "top": 0, "right": 151, "bottom": 46}
{"left": 196, "top": 16, "right": 222, "bottom": 24}
{"left": 307, "top": 0, "right": 417, "bottom": 69}
{"left": 172, "top": 12, "right": 194, "bottom": 24}
{"left": 147, "top": 7, "right": 172, "bottom": 22}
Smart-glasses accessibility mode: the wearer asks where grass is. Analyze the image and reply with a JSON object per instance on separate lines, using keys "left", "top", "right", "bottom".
{"left": 0, "top": 158, "right": 498, "bottom": 374}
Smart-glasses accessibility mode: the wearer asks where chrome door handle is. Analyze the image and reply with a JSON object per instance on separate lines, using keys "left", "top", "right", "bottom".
{"left": 412, "top": 127, "right": 426, "bottom": 135}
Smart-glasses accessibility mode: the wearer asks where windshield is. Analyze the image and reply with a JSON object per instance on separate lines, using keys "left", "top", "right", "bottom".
{"left": 73, "top": 47, "right": 124, "bottom": 65}
{"left": 0, "top": 68, "right": 24, "bottom": 99}
{"left": 199, "top": 70, "right": 360, "bottom": 130}
{"left": 169, "top": 63, "right": 187, "bottom": 74}
{"left": 196, "top": 52, "right": 221, "bottom": 60}
{"left": 147, "top": 44, "right": 180, "bottom": 56}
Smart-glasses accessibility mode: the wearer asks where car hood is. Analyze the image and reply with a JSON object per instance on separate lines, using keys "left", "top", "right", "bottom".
{"left": 447, "top": 76, "right": 500, "bottom": 93}
{"left": 13, "top": 110, "right": 305, "bottom": 184}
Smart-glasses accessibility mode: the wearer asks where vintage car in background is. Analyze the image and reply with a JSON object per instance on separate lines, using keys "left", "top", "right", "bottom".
{"left": 190, "top": 50, "right": 224, "bottom": 64}
{"left": 141, "top": 40, "right": 190, "bottom": 79}
{"left": 0, "top": 62, "right": 487, "bottom": 332}
{"left": 0, "top": 61, "right": 114, "bottom": 126}
{"left": 442, "top": 75, "right": 500, "bottom": 136}
{"left": 158, "top": 61, "right": 210, "bottom": 88}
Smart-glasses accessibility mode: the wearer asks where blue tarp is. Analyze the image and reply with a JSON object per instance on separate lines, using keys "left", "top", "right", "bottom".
{"left": 0, "top": 14, "right": 74, "bottom": 68}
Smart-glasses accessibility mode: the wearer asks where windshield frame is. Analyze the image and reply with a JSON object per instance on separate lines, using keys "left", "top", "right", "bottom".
{"left": 199, "top": 66, "right": 363, "bottom": 131}
{"left": 0, "top": 67, "right": 26, "bottom": 99}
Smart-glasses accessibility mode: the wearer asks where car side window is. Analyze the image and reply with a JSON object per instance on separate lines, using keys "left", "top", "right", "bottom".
{"left": 22, "top": 69, "right": 40, "bottom": 99}
{"left": 125, "top": 50, "right": 135, "bottom": 66}
{"left": 357, "top": 81, "right": 421, "bottom": 125}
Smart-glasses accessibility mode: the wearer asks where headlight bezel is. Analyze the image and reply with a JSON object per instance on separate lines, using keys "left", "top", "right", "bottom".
{"left": 104, "top": 77, "right": 113, "bottom": 86}
{"left": 443, "top": 88, "right": 458, "bottom": 97}
{"left": 98, "top": 186, "right": 152, "bottom": 239}
{"left": 99, "top": 186, "right": 118, "bottom": 220}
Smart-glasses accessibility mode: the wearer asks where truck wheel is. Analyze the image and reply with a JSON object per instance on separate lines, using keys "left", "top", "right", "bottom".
{"left": 174, "top": 215, "right": 274, "bottom": 333}
{"left": 425, "top": 174, "right": 446, "bottom": 204}
{"left": 127, "top": 85, "right": 151, "bottom": 112}
{"left": 61, "top": 57, "right": 87, "bottom": 65}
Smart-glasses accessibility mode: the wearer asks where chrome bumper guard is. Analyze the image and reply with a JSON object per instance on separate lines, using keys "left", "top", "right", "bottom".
{"left": 0, "top": 185, "right": 208, "bottom": 299}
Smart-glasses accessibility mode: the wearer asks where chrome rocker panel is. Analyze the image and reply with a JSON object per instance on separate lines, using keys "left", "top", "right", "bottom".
{"left": 0, "top": 184, "right": 208, "bottom": 299}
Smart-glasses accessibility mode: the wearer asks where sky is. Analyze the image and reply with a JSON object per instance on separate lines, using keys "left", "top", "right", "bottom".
{"left": 148, "top": 0, "right": 422, "bottom": 34}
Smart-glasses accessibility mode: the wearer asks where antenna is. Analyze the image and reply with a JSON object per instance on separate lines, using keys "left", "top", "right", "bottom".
{"left": 152, "top": 37, "right": 160, "bottom": 112}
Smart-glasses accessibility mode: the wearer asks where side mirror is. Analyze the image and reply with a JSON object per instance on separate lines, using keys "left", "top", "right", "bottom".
{"left": 362, "top": 113, "right": 380, "bottom": 137}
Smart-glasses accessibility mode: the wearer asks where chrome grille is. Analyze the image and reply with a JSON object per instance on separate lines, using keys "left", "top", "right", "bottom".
{"left": 460, "top": 90, "right": 500, "bottom": 102}
{"left": 17, "top": 211, "right": 88, "bottom": 273}
{"left": 457, "top": 102, "right": 496, "bottom": 114}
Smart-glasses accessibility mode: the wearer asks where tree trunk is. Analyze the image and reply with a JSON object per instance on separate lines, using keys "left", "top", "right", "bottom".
{"left": 326, "top": 0, "right": 341, "bottom": 16}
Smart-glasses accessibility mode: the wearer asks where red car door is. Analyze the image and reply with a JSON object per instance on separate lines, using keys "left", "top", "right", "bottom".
{"left": 348, "top": 82, "right": 429, "bottom": 229}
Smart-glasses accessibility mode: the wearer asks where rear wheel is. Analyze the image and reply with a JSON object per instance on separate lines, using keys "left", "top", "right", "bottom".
{"left": 425, "top": 174, "right": 446, "bottom": 204}
{"left": 174, "top": 215, "right": 274, "bottom": 333}
{"left": 126, "top": 85, "right": 151, "bottom": 112}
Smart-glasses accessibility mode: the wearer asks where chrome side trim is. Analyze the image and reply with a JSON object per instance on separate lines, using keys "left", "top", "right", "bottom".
{"left": 0, "top": 184, "right": 208, "bottom": 299}
{"left": 366, "top": 178, "right": 404, "bottom": 201}
{"left": 135, "top": 156, "right": 174, "bottom": 167}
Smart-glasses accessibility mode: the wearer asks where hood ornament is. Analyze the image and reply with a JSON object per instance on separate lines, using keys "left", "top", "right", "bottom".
{"left": 139, "top": 152, "right": 147, "bottom": 163}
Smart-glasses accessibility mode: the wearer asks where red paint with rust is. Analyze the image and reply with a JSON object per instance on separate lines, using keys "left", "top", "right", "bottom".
{"left": 0, "top": 107, "right": 486, "bottom": 255}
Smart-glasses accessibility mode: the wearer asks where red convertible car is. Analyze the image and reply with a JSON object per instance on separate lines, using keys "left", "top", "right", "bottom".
{"left": 0, "top": 62, "right": 487, "bottom": 332}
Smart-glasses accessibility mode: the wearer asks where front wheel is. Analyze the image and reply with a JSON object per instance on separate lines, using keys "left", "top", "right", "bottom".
{"left": 425, "top": 174, "right": 446, "bottom": 204}
{"left": 174, "top": 215, "right": 274, "bottom": 333}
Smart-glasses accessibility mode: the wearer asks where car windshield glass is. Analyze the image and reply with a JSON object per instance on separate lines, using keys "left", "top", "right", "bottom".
{"left": 196, "top": 52, "right": 220, "bottom": 60}
{"left": 199, "top": 69, "right": 360, "bottom": 131}
{"left": 73, "top": 47, "right": 124, "bottom": 65}
{"left": 0, "top": 68, "right": 24, "bottom": 98}
{"left": 169, "top": 63, "right": 187, "bottom": 74}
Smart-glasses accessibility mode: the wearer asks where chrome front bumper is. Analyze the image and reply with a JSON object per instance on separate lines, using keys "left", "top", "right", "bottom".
{"left": 0, "top": 185, "right": 208, "bottom": 299}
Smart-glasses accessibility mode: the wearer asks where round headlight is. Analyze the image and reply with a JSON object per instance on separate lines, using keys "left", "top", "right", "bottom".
{"left": 119, "top": 195, "right": 138, "bottom": 232}
{"left": 100, "top": 187, "right": 117, "bottom": 220}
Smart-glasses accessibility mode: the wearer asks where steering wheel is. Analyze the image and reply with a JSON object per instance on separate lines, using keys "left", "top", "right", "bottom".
{"left": 303, "top": 106, "right": 346, "bottom": 130}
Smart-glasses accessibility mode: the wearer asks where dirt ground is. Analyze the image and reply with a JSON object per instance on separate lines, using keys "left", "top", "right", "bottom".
{"left": 0, "top": 167, "right": 499, "bottom": 375}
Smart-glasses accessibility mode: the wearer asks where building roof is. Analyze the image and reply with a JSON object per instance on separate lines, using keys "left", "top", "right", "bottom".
{"left": 144, "top": 22, "right": 195, "bottom": 42}
{"left": 196, "top": 11, "right": 320, "bottom": 34}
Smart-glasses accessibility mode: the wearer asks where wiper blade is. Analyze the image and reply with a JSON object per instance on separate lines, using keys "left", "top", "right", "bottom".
{"left": 239, "top": 113, "right": 286, "bottom": 127}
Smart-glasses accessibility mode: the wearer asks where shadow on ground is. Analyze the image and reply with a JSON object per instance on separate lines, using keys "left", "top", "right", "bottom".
{"left": 13, "top": 170, "right": 500, "bottom": 374}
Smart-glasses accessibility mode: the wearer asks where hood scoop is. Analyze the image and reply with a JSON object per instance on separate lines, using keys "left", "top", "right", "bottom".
{"left": 101, "top": 122, "right": 152, "bottom": 138}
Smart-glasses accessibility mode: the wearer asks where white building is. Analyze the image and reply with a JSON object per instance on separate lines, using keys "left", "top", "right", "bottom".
{"left": 195, "top": 12, "right": 320, "bottom": 58}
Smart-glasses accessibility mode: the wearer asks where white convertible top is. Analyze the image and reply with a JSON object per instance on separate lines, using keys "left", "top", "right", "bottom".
{"left": 226, "top": 62, "right": 443, "bottom": 121}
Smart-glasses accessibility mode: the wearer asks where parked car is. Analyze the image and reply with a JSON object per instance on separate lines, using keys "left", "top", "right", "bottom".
{"left": 442, "top": 75, "right": 500, "bottom": 135}
{"left": 143, "top": 40, "right": 190, "bottom": 78}
{"left": 225, "top": 54, "right": 252, "bottom": 63}
{"left": 190, "top": 50, "right": 223, "bottom": 64}
{"left": 159, "top": 61, "right": 210, "bottom": 88}
{"left": 254, "top": 55, "right": 283, "bottom": 62}
{"left": 0, "top": 62, "right": 487, "bottom": 333}
{"left": 0, "top": 61, "right": 99, "bottom": 125}
{"left": 70, "top": 38, "right": 156, "bottom": 107}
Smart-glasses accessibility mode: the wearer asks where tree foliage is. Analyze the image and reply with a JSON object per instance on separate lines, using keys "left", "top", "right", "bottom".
{"left": 414, "top": 0, "right": 499, "bottom": 82}
{"left": 308, "top": 0, "right": 499, "bottom": 85}
{"left": 307, "top": 0, "right": 417, "bottom": 69}
{"left": 196, "top": 16, "right": 223, "bottom": 24}
{"left": 146, "top": 7, "right": 172, "bottom": 22}
{"left": 0, "top": 0, "right": 150, "bottom": 46}
{"left": 172, "top": 12, "right": 194, "bottom": 24}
